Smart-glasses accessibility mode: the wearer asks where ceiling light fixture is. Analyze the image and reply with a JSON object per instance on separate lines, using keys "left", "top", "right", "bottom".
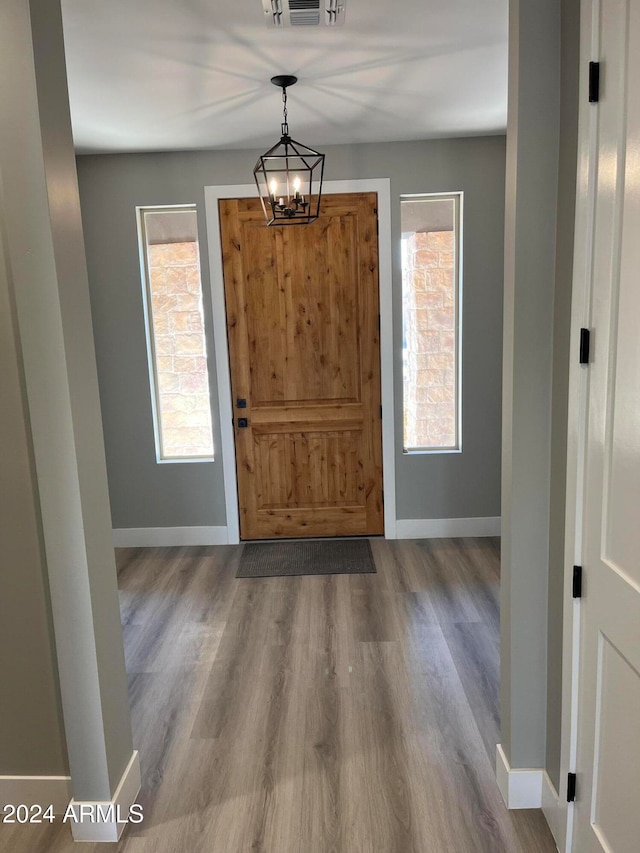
{"left": 253, "top": 76, "right": 325, "bottom": 226}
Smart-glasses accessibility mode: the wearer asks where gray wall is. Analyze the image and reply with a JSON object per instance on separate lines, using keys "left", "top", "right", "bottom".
{"left": 546, "top": 0, "right": 580, "bottom": 790}
{"left": 0, "top": 209, "right": 68, "bottom": 777}
{"left": 501, "top": 0, "right": 579, "bottom": 775}
{"left": 2, "top": 0, "right": 134, "bottom": 800}
{"left": 501, "top": 0, "right": 560, "bottom": 769}
{"left": 77, "top": 136, "right": 506, "bottom": 530}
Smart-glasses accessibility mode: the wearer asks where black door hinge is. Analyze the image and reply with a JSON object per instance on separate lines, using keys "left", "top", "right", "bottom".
{"left": 579, "top": 328, "right": 591, "bottom": 364}
{"left": 380, "top": 404, "right": 383, "bottom": 418}
{"left": 589, "top": 61, "right": 600, "bottom": 103}
{"left": 567, "top": 772, "right": 577, "bottom": 803}
{"left": 572, "top": 565, "right": 583, "bottom": 598}
{"left": 376, "top": 219, "right": 379, "bottom": 236}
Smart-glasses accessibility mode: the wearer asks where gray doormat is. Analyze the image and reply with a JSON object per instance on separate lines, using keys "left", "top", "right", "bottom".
{"left": 236, "top": 539, "right": 376, "bottom": 579}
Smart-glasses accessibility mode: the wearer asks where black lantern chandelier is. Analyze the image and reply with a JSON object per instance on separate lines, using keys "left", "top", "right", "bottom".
{"left": 253, "top": 76, "right": 325, "bottom": 226}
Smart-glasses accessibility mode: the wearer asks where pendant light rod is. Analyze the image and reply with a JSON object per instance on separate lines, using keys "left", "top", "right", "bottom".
{"left": 271, "top": 75, "right": 298, "bottom": 138}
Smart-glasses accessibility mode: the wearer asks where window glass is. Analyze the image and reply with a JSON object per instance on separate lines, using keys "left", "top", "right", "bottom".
{"left": 401, "top": 194, "right": 461, "bottom": 452}
{"left": 138, "top": 206, "right": 214, "bottom": 461}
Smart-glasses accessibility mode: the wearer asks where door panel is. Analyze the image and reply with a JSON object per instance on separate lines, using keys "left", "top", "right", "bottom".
{"left": 589, "top": 633, "right": 640, "bottom": 852}
{"left": 219, "top": 193, "right": 383, "bottom": 540}
{"left": 573, "top": 0, "right": 640, "bottom": 849}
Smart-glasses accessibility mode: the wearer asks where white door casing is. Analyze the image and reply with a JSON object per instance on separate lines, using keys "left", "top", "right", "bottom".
{"left": 568, "top": 0, "right": 640, "bottom": 850}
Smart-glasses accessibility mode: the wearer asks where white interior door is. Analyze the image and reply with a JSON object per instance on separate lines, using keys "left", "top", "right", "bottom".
{"left": 573, "top": 0, "right": 640, "bottom": 850}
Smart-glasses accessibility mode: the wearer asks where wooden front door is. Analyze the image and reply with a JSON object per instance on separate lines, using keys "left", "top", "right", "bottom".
{"left": 219, "top": 193, "right": 384, "bottom": 540}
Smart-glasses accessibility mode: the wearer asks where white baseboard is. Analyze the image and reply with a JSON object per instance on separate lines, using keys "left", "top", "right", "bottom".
{"left": 496, "top": 744, "right": 544, "bottom": 809}
{"left": 0, "top": 775, "right": 71, "bottom": 814}
{"left": 396, "top": 516, "right": 501, "bottom": 539}
{"left": 69, "top": 750, "right": 141, "bottom": 842}
{"left": 113, "top": 526, "right": 228, "bottom": 547}
{"left": 496, "top": 741, "right": 565, "bottom": 848}
{"left": 113, "top": 519, "right": 499, "bottom": 546}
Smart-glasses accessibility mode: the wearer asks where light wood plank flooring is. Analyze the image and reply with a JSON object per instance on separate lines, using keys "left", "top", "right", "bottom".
{"left": 0, "top": 538, "right": 556, "bottom": 852}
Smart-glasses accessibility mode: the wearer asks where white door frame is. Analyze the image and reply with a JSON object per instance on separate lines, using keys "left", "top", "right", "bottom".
{"left": 552, "top": 1, "right": 599, "bottom": 850}
{"left": 204, "top": 179, "right": 396, "bottom": 544}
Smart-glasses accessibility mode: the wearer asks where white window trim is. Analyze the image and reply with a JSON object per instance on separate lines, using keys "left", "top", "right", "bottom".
{"left": 400, "top": 191, "right": 463, "bottom": 455}
{"left": 136, "top": 204, "right": 215, "bottom": 464}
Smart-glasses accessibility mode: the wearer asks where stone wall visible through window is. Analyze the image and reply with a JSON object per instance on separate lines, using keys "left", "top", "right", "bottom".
{"left": 401, "top": 195, "right": 460, "bottom": 451}
{"left": 140, "top": 207, "right": 214, "bottom": 461}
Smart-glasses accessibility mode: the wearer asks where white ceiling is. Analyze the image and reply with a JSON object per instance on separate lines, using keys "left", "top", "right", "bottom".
{"left": 61, "top": 0, "right": 508, "bottom": 154}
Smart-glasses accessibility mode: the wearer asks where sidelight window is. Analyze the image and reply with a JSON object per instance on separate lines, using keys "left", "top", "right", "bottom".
{"left": 401, "top": 193, "right": 462, "bottom": 452}
{"left": 137, "top": 205, "right": 214, "bottom": 462}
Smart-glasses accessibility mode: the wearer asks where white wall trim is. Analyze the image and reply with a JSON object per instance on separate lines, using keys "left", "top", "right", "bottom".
{"left": 69, "top": 751, "right": 141, "bottom": 843}
{"left": 496, "top": 744, "right": 544, "bottom": 809}
{"left": 113, "top": 526, "right": 228, "bottom": 547}
{"left": 496, "top": 753, "right": 564, "bottom": 849}
{"left": 396, "top": 516, "right": 501, "bottom": 539}
{"left": 555, "top": 7, "right": 602, "bottom": 853}
{"left": 0, "top": 775, "right": 71, "bottom": 815}
{"left": 204, "top": 179, "right": 396, "bottom": 543}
